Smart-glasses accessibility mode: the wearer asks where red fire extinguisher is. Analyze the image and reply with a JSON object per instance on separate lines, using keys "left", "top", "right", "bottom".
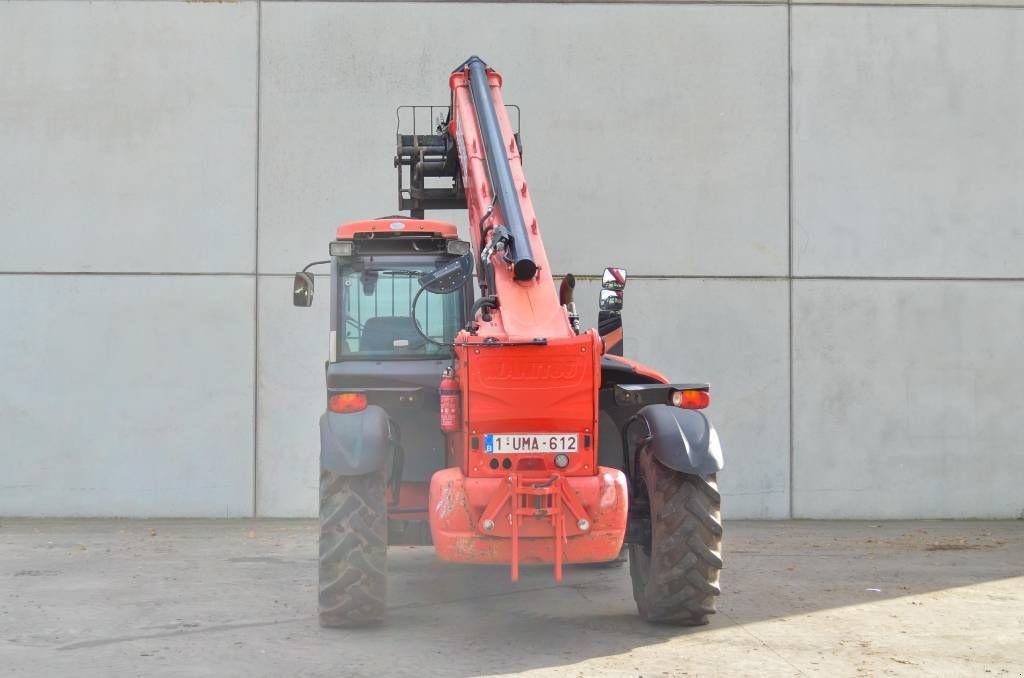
{"left": 439, "top": 366, "right": 460, "bottom": 433}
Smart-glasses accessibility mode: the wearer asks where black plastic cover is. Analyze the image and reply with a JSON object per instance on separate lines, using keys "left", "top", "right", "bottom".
{"left": 418, "top": 253, "right": 473, "bottom": 293}
{"left": 319, "top": 405, "right": 394, "bottom": 476}
{"left": 637, "top": 404, "right": 724, "bottom": 476}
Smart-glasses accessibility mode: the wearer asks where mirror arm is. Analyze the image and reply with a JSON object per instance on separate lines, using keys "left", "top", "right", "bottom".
{"left": 302, "top": 259, "right": 331, "bottom": 273}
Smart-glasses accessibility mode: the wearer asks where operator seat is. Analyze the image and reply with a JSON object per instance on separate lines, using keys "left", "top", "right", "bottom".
{"left": 359, "top": 316, "right": 427, "bottom": 352}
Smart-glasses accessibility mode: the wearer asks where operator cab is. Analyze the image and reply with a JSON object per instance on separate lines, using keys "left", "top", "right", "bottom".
{"left": 294, "top": 218, "right": 472, "bottom": 359}
{"left": 293, "top": 218, "right": 472, "bottom": 491}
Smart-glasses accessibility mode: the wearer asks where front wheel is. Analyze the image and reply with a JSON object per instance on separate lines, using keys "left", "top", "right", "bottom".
{"left": 318, "top": 468, "right": 387, "bottom": 627}
{"left": 629, "top": 447, "right": 723, "bottom": 625}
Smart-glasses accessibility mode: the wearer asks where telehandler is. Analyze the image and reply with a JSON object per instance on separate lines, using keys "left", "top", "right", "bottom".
{"left": 294, "top": 57, "right": 723, "bottom": 627}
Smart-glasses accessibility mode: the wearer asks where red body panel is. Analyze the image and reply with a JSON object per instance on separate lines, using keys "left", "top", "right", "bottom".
{"left": 428, "top": 467, "right": 627, "bottom": 567}
{"left": 454, "top": 330, "right": 602, "bottom": 479}
{"left": 336, "top": 218, "right": 458, "bottom": 240}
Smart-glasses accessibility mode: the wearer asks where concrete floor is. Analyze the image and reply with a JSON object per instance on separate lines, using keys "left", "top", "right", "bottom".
{"left": 1, "top": 520, "right": 1022, "bottom": 677}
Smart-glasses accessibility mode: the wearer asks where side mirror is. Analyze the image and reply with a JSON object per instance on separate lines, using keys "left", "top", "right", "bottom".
{"left": 602, "top": 267, "right": 626, "bottom": 291}
{"left": 599, "top": 267, "right": 626, "bottom": 355}
{"left": 293, "top": 272, "right": 314, "bottom": 307}
{"left": 418, "top": 254, "right": 474, "bottom": 294}
{"left": 599, "top": 288, "right": 623, "bottom": 312}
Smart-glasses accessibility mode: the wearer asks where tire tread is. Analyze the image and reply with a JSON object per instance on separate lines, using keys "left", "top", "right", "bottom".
{"left": 629, "top": 454, "right": 723, "bottom": 626}
{"left": 318, "top": 469, "right": 387, "bottom": 627}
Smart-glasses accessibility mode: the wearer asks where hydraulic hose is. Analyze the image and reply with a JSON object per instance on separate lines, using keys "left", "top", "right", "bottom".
{"left": 469, "top": 295, "right": 498, "bottom": 325}
{"left": 410, "top": 285, "right": 452, "bottom": 349}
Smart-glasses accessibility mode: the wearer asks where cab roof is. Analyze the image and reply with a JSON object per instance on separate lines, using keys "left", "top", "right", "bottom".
{"left": 336, "top": 218, "right": 459, "bottom": 240}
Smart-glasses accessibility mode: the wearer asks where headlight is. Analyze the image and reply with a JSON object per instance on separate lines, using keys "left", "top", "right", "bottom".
{"left": 329, "top": 241, "right": 353, "bottom": 257}
{"left": 446, "top": 239, "right": 471, "bottom": 256}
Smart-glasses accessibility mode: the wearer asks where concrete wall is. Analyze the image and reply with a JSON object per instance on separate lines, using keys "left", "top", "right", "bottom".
{"left": 1, "top": 0, "right": 1021, "bottom": 518}
{"left": 0, "top": 0, "right": 258, "bottom": 517}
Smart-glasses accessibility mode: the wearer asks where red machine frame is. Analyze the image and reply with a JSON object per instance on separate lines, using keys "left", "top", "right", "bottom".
{"left": 417, "top": 59, "right": 630, "bottom": 580}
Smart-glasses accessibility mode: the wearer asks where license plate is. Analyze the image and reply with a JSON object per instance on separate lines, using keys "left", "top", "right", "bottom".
{"left": 483, "top": 433, "right": 579, "bottom": 454}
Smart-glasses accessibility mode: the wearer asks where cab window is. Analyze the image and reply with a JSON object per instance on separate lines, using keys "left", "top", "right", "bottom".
{"left": 340, "top": 265, "right": 464, "bottom": 357}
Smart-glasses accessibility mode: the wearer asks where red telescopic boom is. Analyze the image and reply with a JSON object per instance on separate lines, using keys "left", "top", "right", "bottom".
{"left": 423, "top": 58, "right": 625, "bottom": 582}
{"left": 447, "top": 57, "right": 572, "bottom": 340}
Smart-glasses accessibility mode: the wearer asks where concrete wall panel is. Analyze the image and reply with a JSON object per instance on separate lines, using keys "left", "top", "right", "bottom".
{"left": 256, "top": 275, "right": 329, "bottom": 517}
{"left": 792, "top": 7, "right": 1024, "bottom": 277}
{"left": 577, "top": 278, "right": 791, "bottom": 519}
{"left": 0, "top": 1, "right": 257, "bottom": 273}
{"left": 0, "top": 275, "right": 255, "bottom": 517}
{"left": 792, "top": 280, "right": 1024, "bottom": 518}
{"left": 259, "top": 2, "right": 788, "bottom": 278}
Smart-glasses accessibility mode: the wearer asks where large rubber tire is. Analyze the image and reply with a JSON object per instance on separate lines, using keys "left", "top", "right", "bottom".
{"left": 629, "top": 448, "right": 722, "bottom": 625}
{"left": 318, "top": 468, "right": 387, "bottom": 627}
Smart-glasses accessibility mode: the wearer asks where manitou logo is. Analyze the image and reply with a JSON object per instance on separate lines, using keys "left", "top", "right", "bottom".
{"left": 493, "top": 360, "right": 579, "bottom": 381}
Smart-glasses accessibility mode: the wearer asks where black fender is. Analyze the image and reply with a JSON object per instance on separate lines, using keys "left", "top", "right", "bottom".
{"left": 319, "top": 405, "right": 396, "bottom": 476}
{"left": 634, "top": 404, "right": 724, "bottom": 476}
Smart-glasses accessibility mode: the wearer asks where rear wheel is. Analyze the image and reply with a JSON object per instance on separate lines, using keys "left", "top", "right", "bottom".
{"left": 318, "top": 468, "right": 387, "bottom": 627}
{"left": 628, "top": 447, "right": 722, "bottom": 625}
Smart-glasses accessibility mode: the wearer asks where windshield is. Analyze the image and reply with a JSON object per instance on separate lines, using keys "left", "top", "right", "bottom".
{"left": 339, "top": 263, "right": 464, "bottom": 358}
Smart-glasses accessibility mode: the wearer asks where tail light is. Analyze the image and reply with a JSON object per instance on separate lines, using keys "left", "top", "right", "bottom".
{"left": 671, "top": 389, "right": 710, "bottom": 410}
{"left": 328, "top": 392, "right": 368, "bottom": 413}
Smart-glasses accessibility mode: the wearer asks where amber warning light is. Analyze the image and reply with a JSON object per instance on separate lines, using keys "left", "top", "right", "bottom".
{"left": 671, "top": 389, "right": 710, "bottom": 410}
{"left": 329, "top": 393, "right": 368, "bottom": 413}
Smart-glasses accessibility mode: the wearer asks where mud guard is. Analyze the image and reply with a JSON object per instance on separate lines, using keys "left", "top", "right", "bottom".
{"left": 635, "top": 404, "right": 724, "bottom": 476}
{"left": 319, "top": 405, "right": 395, "bottom": 476}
